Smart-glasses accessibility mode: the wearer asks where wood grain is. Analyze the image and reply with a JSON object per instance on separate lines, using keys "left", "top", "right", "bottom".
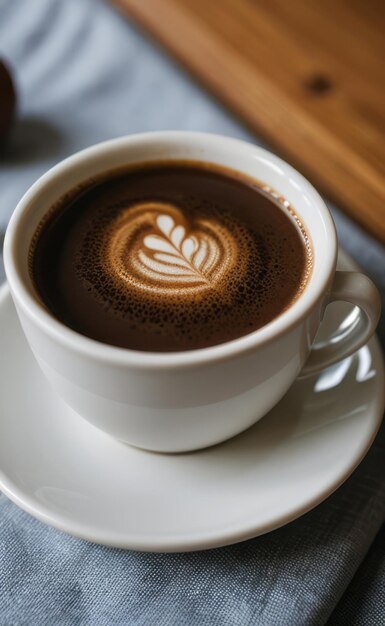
{"left": 114, "top": 0, "right": 385, "bottom": 242}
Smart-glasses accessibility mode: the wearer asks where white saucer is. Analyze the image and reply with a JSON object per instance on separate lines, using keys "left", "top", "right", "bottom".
{"left": 0, "top": 250, "right": 383, "bottom": 552}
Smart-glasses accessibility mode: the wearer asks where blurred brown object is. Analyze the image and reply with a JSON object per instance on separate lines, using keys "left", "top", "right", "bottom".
{"left": 114, "top": 0, "right": 385, "bottom": 242}
{"left": 0, "top": 60, "right": 16, "bottom": 140}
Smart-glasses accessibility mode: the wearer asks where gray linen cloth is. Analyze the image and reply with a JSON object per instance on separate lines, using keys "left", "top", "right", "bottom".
{"left": 0, "top": 1, "right": 384, "bottom": 624}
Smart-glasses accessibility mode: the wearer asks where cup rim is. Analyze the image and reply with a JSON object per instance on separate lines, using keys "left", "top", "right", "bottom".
{"left": 4, "top": 131, "right": 337, "bottom": 370}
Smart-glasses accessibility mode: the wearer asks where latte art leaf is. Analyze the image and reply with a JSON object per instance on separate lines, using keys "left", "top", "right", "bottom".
{"left": 105, "top": 201, "right": 240, "bottom": 296}
{"left": 141, "top": 215, "right": 209, "bottom": 284}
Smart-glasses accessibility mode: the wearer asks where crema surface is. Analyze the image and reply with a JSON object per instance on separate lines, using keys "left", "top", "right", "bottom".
{"left": 31, "top": 162, "right": 312, "bottom": 351}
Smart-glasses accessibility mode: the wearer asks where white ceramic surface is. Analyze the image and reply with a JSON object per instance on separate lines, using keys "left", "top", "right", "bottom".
{"left": 3, "top": 132, "right": 381, "bottom": 452}
{"left": 0, "top": 250, "right": 383, "bottom": 552}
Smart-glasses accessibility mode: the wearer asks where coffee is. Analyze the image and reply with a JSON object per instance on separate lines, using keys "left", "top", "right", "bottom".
{"left": 30, "top": 161, "right": 312, "bottom": 351}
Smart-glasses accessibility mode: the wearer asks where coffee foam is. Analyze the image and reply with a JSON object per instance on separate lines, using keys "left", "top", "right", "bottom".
{"left": 104, "top": 201, "right": 243, "bottom": 296}
{"left": 78, "top": 201, "right": 255, "bottom": 300}
{"left": 78, "top": 190, "right": 311, "bottom": 349}
{"left": 76, "top": 197, "right": 275, "bottom": 337}
{"left": 31, "top": 162, "right": 312, "bottom": 351}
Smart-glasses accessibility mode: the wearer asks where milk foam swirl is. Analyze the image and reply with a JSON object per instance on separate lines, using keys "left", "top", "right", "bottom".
{"left": 105, "top": 202, "right": 239, "bottom": 296}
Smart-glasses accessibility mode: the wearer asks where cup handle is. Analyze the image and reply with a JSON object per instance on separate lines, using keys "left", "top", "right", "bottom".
{"left": 299, "top": 271, "right": 381, "bottom": 378}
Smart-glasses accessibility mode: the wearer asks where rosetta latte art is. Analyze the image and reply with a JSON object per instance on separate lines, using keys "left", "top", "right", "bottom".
{"left": 105, "top": 202, "right": 240, "bottom": 296}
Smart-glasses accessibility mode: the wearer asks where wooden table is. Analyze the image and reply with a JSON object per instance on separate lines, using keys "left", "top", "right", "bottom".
{"left": 114, "top": 0, "right": 385, "bottom": 242}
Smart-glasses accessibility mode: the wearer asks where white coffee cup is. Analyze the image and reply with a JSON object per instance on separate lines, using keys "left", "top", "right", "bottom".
{"left": 4, "top": 132, "right": 381, "bottom": 452}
